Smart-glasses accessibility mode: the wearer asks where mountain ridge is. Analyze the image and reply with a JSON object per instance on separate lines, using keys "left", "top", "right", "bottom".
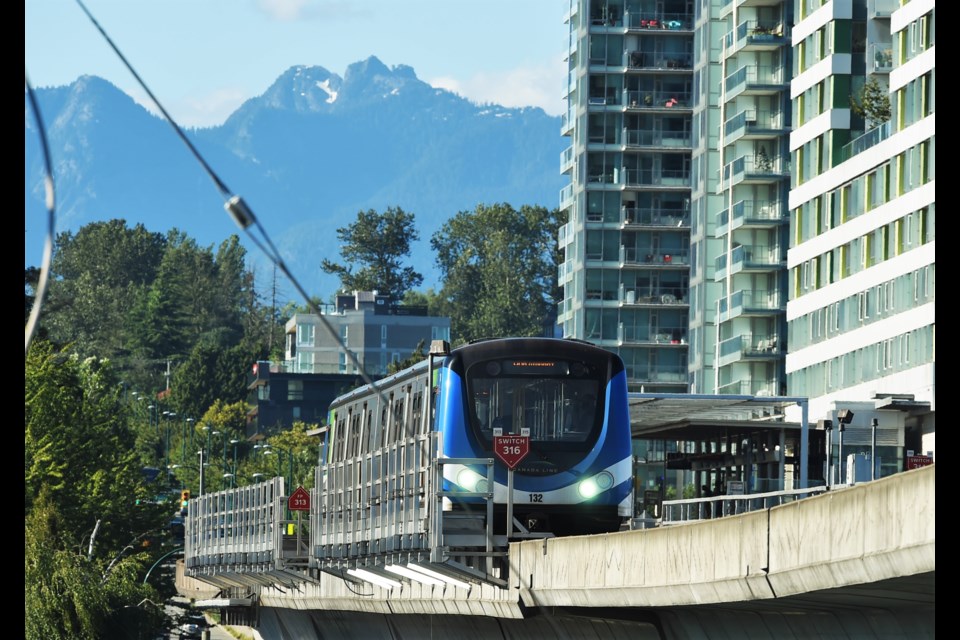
{"left": 25, "top": 56, "right": 565, "bottom": 297}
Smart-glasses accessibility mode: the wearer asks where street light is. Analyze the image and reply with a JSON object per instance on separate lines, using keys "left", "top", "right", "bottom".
{"left": 836, "top": 410, "right": 854, "bottom": 484}
{"left": 230, "top": 439, "right": 240, "bottom": 489}
{"left": 819, "top": 419, "right": 833, "bottom": 487}
{"left": 871, "top": 418, "right": 879, "bottom": 481}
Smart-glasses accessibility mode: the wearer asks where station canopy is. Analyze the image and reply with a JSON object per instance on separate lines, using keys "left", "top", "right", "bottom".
{"left": 627, "top": 393, "right": 808, "bottom": 441}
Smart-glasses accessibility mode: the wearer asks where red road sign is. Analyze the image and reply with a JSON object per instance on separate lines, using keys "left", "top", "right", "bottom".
{"left": 493, "top": 435, "right": 530, "bottom": 470}
{"left": 288, "top": 486, "right": 311, "bottom": 511}
{"left": 906, "top": 455, "right": 933, "bottom": 470}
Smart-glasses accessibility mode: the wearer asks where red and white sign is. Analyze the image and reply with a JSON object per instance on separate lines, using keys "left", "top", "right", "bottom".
{"left": 288, "top": 486, "right": 311, "bottom": 511}
{"left": 493, "top": 435, "right": 530, "bottom": 470}
{"left": 906, "top": 455, "right": 933, "bottom": 470}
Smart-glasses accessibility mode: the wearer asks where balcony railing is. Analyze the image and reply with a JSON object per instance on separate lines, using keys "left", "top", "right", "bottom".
{"left": 621, "top": 168, "right": 691, "bottom": 187}
{"left": 717, "top": 199, "right": 782, "bottom": 228}
{"left": 718, "top": 333, "right": 781, "bottom": 361}
{"left": 620, "top": 286, "right": 689, "bottom": 306}
{"left": 714, "top": 244, "right": 780, "bottom": 273}
{"left": 624, "top": 90, "right": 692, "bottom": 109}
{"left": 840, "top": 121, "right": 892, "bottom": 162}
{"left": 622, "top": 207, "right": 690, "bottom": 227}
{"left": 619, "top": 323, "right": 689, "bottom": 345}
{"left": 620, "top": 246, "right": 690, "bottom": 266}
{"left": 715, "top": 378, "right": 779, "bottom": 396}
{"left": 723, "top": 64, "right": 787, "bottom": 94}
{"left": 716, "top": 289, "right": 782, "bottom": 320}
{"left": 723, "top": 108, "right": 783, "bottom": 137}
{"left": 720, "top": 155, "right": 790, "bottom": 185}
{"left": 626, "top": 364, "right": 688, "bottom": 384}
{"left": 624, "top": 12, "right": 693, "bottom": 30}
{"left": 626, "top": 51, "right": 693, "bottom": 70}
{"left": 624, "top": 127, "right": 691, "bottom": 147}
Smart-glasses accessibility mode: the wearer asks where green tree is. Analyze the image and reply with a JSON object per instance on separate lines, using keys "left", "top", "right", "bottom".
{"left": 25, "top": 341, "right": 165, "bottom": 553}
{"left": 850, "top": 76, "right": 891, "bottom": 129}
{"left": 431, "top": 203, "right": 561, "bottom": 343}
{"left": 25, "top": 341, "right": 170, "bottom": 639}
{"left": 320, "top": 206, "right": 423, "bottom": 302}
{"left": 43, "top": 220, "right": 166, "bottom": 367}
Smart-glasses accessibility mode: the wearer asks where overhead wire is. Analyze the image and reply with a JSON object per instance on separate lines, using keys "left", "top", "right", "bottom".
{"left": 71, "top": 0, "right": 387, "bottom": 401}
{"left": 24, "top": 72, "right": 56, "bottom": 356}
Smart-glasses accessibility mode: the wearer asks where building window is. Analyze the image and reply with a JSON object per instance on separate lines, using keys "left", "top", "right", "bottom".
{"left": 292, "top": 406, "right": 301, "bottom": 420}
{"left": 287, "top": 380, "right": 303, "bottom": 401}
{"left": 297, "top": 324, "right": 315, "bottom": 346}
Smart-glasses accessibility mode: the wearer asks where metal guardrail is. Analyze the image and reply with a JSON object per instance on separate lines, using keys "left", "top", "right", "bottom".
{"left": 661, "top": 486, "right": 829, "bottom": 524}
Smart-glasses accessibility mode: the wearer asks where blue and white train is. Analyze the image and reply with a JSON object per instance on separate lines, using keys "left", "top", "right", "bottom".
{"left": 324, "top": 337, "right": 633, "bottom": 537}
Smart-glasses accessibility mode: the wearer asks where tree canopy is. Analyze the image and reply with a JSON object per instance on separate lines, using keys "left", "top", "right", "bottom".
{"left": 320, "top": 206, "right": 423, "bottom": 302}
{"left": 431, "top": 203, "right": 561, "bottom": 343}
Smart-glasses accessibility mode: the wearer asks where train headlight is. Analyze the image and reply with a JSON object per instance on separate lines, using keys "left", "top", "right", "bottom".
{"left": 457, "top": 468, "right": 488, "bottom": 493}
{"left": 578, "top": 471, "right": 614, "bottom": 499}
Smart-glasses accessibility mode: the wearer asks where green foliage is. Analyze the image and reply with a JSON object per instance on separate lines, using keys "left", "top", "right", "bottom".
{"left": 242, "top": 422, "right": 321, "bottom": 490}
{"left": 25, "top": 341, "right": 164, "bottom": 553}
{"left": 850, "top": 76, "right": 891, "bottom": 129}
{"left": 320, "top": 206, "right": 423, "bottom": 302}
{"left": 25, "top": 345, "right": 169, "bottom": 639}
{"left": 431, "top": 203, "right": 562, "bottom": 343}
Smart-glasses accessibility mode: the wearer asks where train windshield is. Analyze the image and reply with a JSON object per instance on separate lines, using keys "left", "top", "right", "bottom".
{"left": 468, "top": 358, "right": 602, "bottom": 444}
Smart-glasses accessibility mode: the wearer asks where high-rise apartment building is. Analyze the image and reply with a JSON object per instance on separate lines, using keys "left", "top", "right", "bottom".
{"left": 560, "top": 0, "right": 933, "bottom": 465}
{"left": 785, "top": 0, "right": 934, "bottom": 462}
{"left": 558, "top": 0, "right": 696, "bottom": 392}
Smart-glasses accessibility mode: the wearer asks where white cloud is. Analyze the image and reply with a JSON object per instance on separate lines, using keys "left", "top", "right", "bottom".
{"left": 428, "top": 60, "right": 566, "bottom": 116}
{"left": 257, "top": 0, "right": 309, "bottom": 21}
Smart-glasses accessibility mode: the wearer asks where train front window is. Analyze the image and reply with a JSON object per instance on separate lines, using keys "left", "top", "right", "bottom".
{"left": 469, "top": 359, "right": 602, "bottom": 444}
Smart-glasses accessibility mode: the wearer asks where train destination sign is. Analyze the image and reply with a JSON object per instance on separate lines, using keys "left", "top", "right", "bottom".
{"left": 493, "top": 434, "right": 530, "bottom": 470}
{"left": 288, "top": 486, "right": 311, "bottom": 511}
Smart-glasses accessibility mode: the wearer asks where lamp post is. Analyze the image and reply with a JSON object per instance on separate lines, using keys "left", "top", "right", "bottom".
{"left": 819, "top": 419, "right": 833, "bottom": 487}
{"left": 182, "top": 417, "right": 194, "bottom": 465}
{"left": 836, "top": 410, "right": 854, "bottom": 484}
{"left": 230, "top": 439, "right": 240, "bottom": 489}
{"left": 871, "top": 418, "right": 879, "bottom": 481}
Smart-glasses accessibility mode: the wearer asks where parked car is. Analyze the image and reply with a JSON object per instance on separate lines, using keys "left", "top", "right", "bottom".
{"left": 178, "top": 612, "right": 207, "bottom": 639}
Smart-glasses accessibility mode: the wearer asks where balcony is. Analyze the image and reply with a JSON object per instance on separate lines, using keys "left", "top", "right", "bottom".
{"left": 623, "top": 127, "right": 692, "bottom": 148}
{"left": 718, "top": 154, "right": 790, "bottom": 190}
{"left": 840, "top": 121, "right": 892, "bottom": 163}
{"left": 716, "top": 199, "right": 784, "bottom": 233}
{"left": 619, "top": 322, "right": 689, "bottom": 345}
{"left": 723, "top": 64, "right": 788, "bottom": 99}
{"left": 620, "top": 246, "right": 690, "bottom": 267}
{"left": 560, "top": 145, "right": 574, "bottom": 174}
{"left": 626, "top": 50, "right": 693, "bottom": 71}
{"left": 716, "top": 289, "right": 784, "bottom": 322}
{"left": 869, "top": 0, "right": 898, "bottom": 19}
{"left": 624, "top": 90, "right": 692, "bottom": 111}
{"left": 624, "top": 12, "right": 694, "bottom": 31}
{"left": 715, "top": 378, "right": 779, "bottom": 397}
{"left": 559, "top": 183, "right": 574, "bottom": 210}
{"left": 713, "top": 244, "right": 783, "bottom": 278}
{"left": 619, "top": 286, "right": 689, "bottom": 307}
{"left": 621, "top": 206, "right": 690, "bottom": 228}
{"left": 717, "top": 333, "right": 781, "bottom": 367}
{"left": 722, "top": 108, "right": 787, "bottom": 143}
{"left": 625, "top": 363, "right": 688, "bottom": 386}
{"left": 724, "top": 20, "right": 787, "bottom": 54}
{"left": 621, "top": 167, "right": 691, "bottom": 189}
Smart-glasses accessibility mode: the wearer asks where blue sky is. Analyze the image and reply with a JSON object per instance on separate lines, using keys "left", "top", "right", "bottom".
{"left": 25, "top": 0, "right": 571, "bottom": 127}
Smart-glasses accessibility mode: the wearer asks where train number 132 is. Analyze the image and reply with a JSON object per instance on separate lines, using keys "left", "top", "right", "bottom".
{"left": 528, "top": 493, "right": 543, "bottom": 502}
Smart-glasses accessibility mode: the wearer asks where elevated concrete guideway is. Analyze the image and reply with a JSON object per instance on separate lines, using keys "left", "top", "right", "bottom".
{"left": 237, "top": 464, "right": 933, "bottom": 638}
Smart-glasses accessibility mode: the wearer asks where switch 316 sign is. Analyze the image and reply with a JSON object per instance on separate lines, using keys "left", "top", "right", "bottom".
{"left": 493, "top": 434, "right": 530, "bottom": 470}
